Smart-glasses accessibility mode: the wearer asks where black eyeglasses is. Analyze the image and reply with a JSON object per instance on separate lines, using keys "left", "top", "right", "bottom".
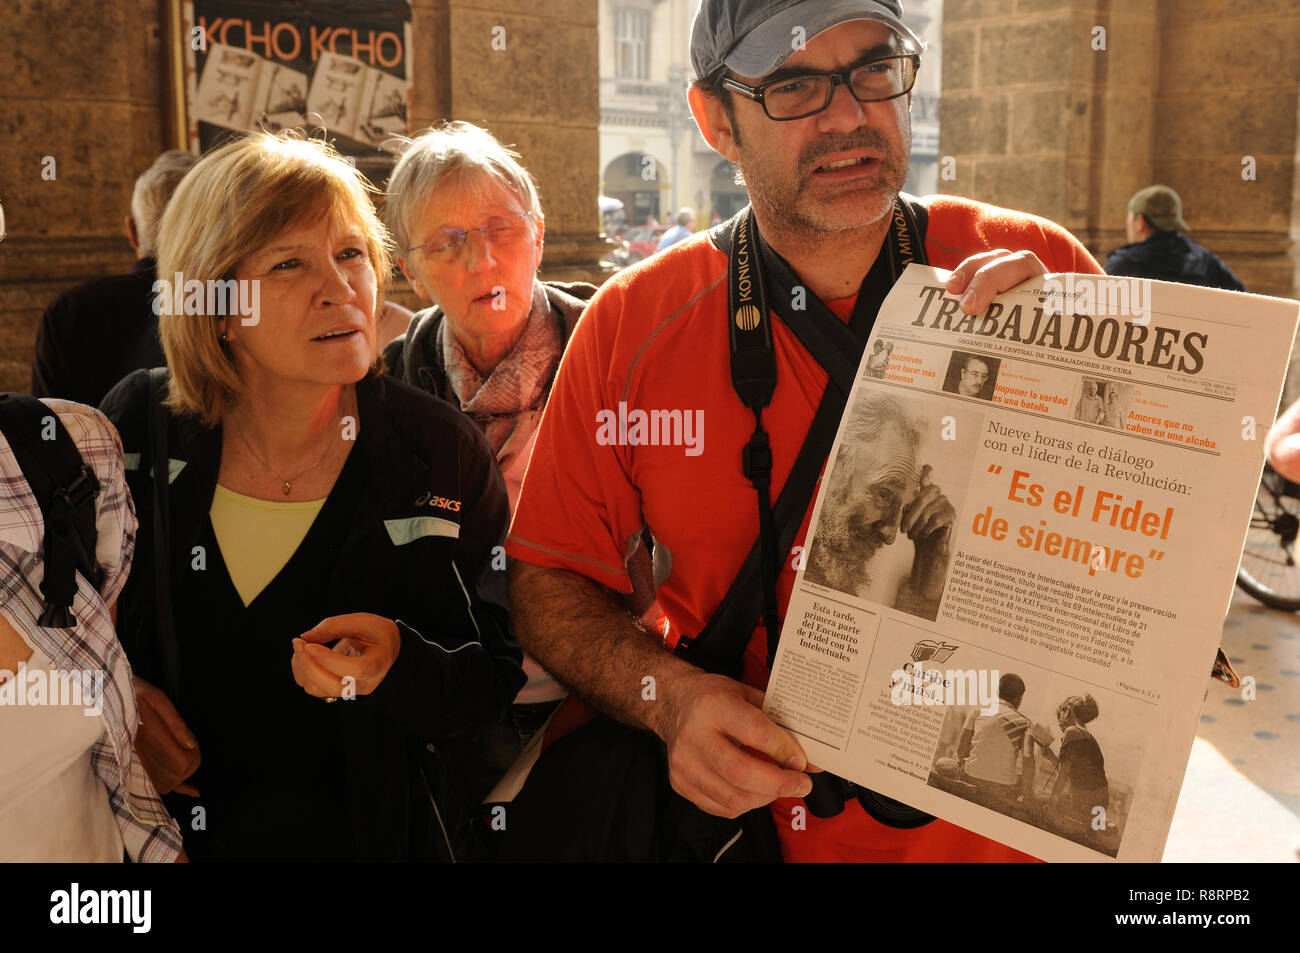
{"left": 721, "top": 54, "right": 920, "bottom": 121}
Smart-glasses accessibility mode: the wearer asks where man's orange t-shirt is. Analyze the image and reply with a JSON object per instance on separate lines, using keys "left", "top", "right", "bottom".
{"left": 506, "top": 195, "right": 1105, "bottom": 862}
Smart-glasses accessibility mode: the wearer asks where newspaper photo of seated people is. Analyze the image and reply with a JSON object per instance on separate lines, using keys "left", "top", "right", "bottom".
{"left": 926, "top": 666, "right": 1141, "bottom": 858}
{"left": 763, "top": 265, "right": 1299, "bottom": 862}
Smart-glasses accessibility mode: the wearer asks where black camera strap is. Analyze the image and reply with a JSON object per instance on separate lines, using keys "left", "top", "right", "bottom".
{"left": 680, "top": 197, "right": 927, "bottom": 674}
{"left": 678, "top": 198, "right": 935, "bottom": 831}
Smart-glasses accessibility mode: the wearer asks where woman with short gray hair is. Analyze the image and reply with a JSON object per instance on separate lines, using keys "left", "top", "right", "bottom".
{"left": 384, "top": 121, "right": 609, "bottom": 760}
{"left": 385, "top": 121, "right": 593, "bottom": 508}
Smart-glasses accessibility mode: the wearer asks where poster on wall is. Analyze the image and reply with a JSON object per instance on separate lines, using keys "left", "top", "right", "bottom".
{"left": 166, "top": 0, "right": 412, "bottom": 183}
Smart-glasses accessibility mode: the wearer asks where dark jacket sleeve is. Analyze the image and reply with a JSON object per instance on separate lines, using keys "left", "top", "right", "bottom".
{"left": 98, "top": 369, "right": 164, "bottom": 681}
{"left": 1210, "top": 258, "right": 1248, "bottom": 293}
{"left": 381, "top": 334, "right": 406, "bottom": 380}
{"left": 1103, "top": 247, "right": 1136, "bottom": 277}
{"left": 31, "top": 298, "right": 72, "bottom": 399}
{"left": 381, "top": 307, "right": 448, "bottom": 401}
{"left": 358, "top": 409, "right": 525, "bottom": 740}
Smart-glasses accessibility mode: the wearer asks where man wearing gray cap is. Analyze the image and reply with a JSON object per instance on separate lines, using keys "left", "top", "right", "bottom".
{"left": 504, "top": 0, "right": 1102, "bottom": 862}
{"left": 1105, "top": 184, "right": 1246, "bottom": 291}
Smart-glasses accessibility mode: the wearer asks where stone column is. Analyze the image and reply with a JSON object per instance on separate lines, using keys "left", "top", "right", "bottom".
{"left": 938, "top": 0, "right": 1299, "bottom": 301}
{"left": 0, "top": 0, "right": 167, "bottom": 392}
{"left": 410, "top": 0, "right": 608, "bottom": 287}
{"left": 1153, "top": 1, "right": 1300, "bottom": 300}
{"left": 0, "top": 0, "right": 606, "bottom": 393}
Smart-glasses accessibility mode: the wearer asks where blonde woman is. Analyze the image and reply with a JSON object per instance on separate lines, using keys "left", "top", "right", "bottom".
{"left": 101, "top": 133, "right": 524, "bottom": 861}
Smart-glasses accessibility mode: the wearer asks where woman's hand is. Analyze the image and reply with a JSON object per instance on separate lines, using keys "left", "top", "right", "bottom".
{"left": 133, "top": 677, "right": 201, "bottom": 797}
{"left": 291, "top": 613, "right": 402, "bottom": 699}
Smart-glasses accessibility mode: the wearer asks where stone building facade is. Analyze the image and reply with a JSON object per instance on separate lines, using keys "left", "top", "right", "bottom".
{"left": 0, "top": 0, "right": 606, "bottom": 393}
{"left": 598, "top": 0, "right": 739, "bottom": 228}
{"left": 939, "top": 0, "right": 1300, "bottom": 303}
{"left": 3, "top": 1, "right": 1297, "bottom": 397}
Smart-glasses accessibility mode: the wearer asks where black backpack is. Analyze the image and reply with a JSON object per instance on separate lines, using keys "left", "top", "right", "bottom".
{"left": 0, "top": 394, "right": 101, "bottom": 626}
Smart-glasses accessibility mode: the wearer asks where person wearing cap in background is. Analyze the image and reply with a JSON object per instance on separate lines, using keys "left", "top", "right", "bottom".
{"left": 503, "top": 0, "right": 1103, "bottom": 862}
{"left": 1104, "top": 185, "right": 1246, "bottom": 292}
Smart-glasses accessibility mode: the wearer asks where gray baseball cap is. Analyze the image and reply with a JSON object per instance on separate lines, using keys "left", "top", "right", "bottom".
{"left": 691, "top": 0, "right": 923, "bottom": 81}
{"left": 1129, "top": 184, "right": 1191, "bottom": 233}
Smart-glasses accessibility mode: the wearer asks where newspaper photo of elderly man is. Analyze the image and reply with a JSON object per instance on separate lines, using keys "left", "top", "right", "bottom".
{"left": 803, "top": 392, "right": 960, "bottom": 621}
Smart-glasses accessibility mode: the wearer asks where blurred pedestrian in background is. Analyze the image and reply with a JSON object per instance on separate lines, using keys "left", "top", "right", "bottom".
{"left": 32, "top": 150, "right": 197, "bottom": 405}
{"left": 1105, "top": 185, "right": 1246, "bottom": 291}
{"left": 656, "top": 207, "right": 697, "bottom": 251}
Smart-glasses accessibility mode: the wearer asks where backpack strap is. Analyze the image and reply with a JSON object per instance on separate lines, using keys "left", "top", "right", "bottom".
{"left": 0, "top": 394, "right": 100, "bottom": 627}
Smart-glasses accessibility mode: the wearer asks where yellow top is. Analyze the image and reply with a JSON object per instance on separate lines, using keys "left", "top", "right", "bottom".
{"left": 210, "top": 485, "right": 327, "bottom": 606}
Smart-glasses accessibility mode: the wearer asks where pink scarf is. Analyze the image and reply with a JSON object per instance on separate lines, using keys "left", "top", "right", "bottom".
{"left": 438, "top": 281, "right": 562, "bottom": 509}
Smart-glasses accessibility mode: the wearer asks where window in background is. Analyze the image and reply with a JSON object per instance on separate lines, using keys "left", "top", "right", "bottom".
{"left": 615, "top": 7, "right": 650, "bottom": 81}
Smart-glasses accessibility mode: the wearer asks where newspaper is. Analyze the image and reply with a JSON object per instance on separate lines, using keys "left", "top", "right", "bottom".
{"left": 763, "top": 264, "right": 1300, "bottom": 862}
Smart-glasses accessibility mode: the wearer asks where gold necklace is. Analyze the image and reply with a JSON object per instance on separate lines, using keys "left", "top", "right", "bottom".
{"left": 228, "top": 392, "right": 349, "bottom": 496}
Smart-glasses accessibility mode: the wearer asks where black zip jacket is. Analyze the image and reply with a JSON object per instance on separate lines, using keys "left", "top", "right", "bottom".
{"left": 101, "top": 369, "right": 525, "bottom": 860}
{"left": 1104, "top": 231, "right": 1247, "bottom": 291}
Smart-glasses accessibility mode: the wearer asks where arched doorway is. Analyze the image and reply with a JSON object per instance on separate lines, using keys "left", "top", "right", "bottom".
{"left": 710, "top": 159, "right": 749, "bottom": 221}
{"left": 603, "top": 152, "right": 667, "bottom": 230}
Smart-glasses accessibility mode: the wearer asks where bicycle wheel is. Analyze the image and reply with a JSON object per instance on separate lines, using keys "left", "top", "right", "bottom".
{"left": 1237, "top": 465, "right": 1300, "bottom": 610}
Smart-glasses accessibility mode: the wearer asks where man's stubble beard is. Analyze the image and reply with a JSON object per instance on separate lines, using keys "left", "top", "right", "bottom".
{"left": 738, "top": 114, "right": 912, "bottom": 242}
{"left": 807, "top": 507, "right": 882, "bottom": 597}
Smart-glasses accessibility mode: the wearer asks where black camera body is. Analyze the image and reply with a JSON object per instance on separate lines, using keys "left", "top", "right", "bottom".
{"left": 805, "top": 771, "right": 936, "bottom": 829}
